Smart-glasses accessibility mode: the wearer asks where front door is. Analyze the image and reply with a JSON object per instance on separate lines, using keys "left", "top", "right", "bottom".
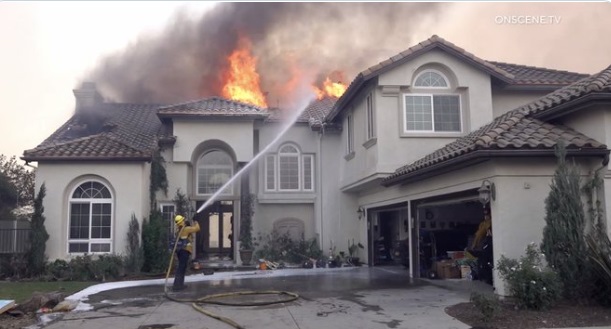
{"left": 195, "top": 200, "right": 234, "bottom": 260}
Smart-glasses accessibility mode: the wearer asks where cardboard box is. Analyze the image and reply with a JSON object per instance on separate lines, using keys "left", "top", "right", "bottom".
{"left": 436, "top": 260, "right": 461, "bottom": 279}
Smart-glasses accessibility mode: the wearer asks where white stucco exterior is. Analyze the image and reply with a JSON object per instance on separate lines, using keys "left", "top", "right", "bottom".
{"left": 35, "top": 162, "right": 150, "bottom": 260}
{"left": 29, "top": 38, "right": 611, "bottom": 297}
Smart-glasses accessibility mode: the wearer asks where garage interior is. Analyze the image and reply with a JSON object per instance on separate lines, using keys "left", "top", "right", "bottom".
{"left": 416, "top": 195, "right": 491, "bottom": 282}
{"left": 368, "top": 190, "right": 493, "bottom": 285}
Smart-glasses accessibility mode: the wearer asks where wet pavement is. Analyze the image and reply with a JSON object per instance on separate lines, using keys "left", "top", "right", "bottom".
{"left": 41, "top": 266, "right": 481, "bottom": 329}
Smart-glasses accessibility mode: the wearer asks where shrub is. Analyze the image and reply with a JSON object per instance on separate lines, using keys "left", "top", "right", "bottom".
{"left": 255, "top": 229, "right": 322, "bottom": 263}
{"left": 497, "top": 244, "right": 562, "bottom": 310}
{"left": 46, "top": 259, "right": 70, "bottom": 280}
{"left": 142, "top": 210, "right": 170, "bottom": 273}
{"left": 470, "top": 292, "right": 500, "bottom": 322}
{"left": 124, "top": 214, "right": 144, "bottom": 274}
{"left": 68, "top": 254, "right": 95, "bottom": 281}
{"left": 25, "top": 184, "right": 49, "bottom": 276}
{"left": 584, "top": 168, "right": 611, "bottom": 306}
{"left": 91, "top": 254, "right": 124, "bottom": 281}
{"left": 0, "top": 254, "right": 28, "bottom": 279}
{"left": 541, "top": 142, "right": 590, "bottom": 299}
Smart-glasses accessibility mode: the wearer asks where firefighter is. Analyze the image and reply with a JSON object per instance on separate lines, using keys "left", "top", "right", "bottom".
{"left": 173, "top": 214, "right": 200, "bottom": 291}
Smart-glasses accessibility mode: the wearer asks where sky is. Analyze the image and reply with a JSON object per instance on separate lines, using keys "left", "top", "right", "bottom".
{"left": 1, "top": 2, "right": 610, "bottom": 161}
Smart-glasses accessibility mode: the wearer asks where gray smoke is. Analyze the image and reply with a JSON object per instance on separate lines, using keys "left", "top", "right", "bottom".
{"left": 86, "top": 3, "right": 442, "bottom": 107}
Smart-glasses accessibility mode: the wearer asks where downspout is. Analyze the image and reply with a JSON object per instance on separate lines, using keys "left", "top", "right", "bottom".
{"left": 318, "top": 123, "right": 325, "bottom": 252}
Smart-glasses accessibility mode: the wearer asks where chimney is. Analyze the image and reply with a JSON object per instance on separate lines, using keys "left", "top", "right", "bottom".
{"left": 73, "top": 82, "right": 103, "bottom": 113}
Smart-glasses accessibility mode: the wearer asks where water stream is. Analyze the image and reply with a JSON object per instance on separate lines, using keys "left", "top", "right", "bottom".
{"left": 195, "top": 96, "right": 314, "bottom": 214}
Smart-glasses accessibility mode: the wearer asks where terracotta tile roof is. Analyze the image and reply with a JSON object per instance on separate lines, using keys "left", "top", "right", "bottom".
{"left": 328, "top": 35, "right": 588, "bottom": 122}
{"left": 521, "top": 65, "right": 611, "bottom": 119}
{"left": 23, "top": 103, "right": 162, "bottom": 161}
{"left": 383, "top": 66, "right": 611, "bottom": 186}
{"left": 360, "top": 35, "right": 514, "bottom": 81}
{"left": 489, "top": 61, "right": 589, "bottom": 86}
{"left": 265, "top": 97, "right": 337, "bottom": 127}
{"left": 157, "top": 97, "right": 269, "bottom": 119}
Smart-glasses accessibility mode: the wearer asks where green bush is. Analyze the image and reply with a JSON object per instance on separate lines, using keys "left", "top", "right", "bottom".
{"left": 541, "top": 142, "right": 591, "bottom": 299}
{"left": 64, "top": 254, "right": 125, "bottom": 281}
{"left": 68, "top": 254, "right": 95, "bottom": 281}
{"left": 497, "top": 244, "right": 562, "bottom": 310}
{"left": 142, "top": 210, "right": 170, "bottom": 273}
{"left": 46, "top": 259, "right": 70, "bottom": 280}
{"left": 470, "top": 292, "right": 500, "bottom": 322}
{"left": 255, "top": 229, "right": 322, "bottom": 263}
{"left": 25, "top": 184, "right": 49, "bottom": 276}
{"left": 0, "top": 254, "right": 28, "bottom": 279}
{"left": 91, "top": 254, "right": 124, "bottom": 281}
{"left": 124, "top": 214, "right": 144, "bottom": 274}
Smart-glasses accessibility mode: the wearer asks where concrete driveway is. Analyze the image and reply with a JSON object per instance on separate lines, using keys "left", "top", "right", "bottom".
{"left": 42, "top": 267, "right": 478, "bottom": 329}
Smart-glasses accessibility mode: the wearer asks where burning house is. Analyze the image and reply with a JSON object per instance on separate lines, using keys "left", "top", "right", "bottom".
{"left": 22, "top": 31, "right": 611, "bottom": 296}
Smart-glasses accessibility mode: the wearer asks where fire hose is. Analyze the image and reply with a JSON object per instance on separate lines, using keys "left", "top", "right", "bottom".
{"left": 163, "top": 225, "right": 300, "bottom": 329}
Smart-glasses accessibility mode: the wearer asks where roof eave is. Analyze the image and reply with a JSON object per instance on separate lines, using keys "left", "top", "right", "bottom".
{"left": 382, "top": 148, "right": 609, "bottom": 187}
{"left": 157, "top": 113, "right": 269, "bottom": 120}
{"left": 21, "top": 155, "right": 153, "bottom": 162}
{"left": 326, "top": 74, "right": 365, "bottom": 122}
{"left": 328, "top": 42, "right": 515, "bottom": 122}
{"left": 500, "top": 84, "right": 580, "bottom": 92}
{"left": 531, "top": 93, "right": 611, "bottom": 121}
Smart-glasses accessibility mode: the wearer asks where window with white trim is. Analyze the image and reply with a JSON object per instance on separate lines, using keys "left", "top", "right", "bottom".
{"left": 197, "top": 150, "right": 234, "bottom": 195}
{"left": 404, "top": 70, "right": 461, "bottom": 133}
{"left": 366, "top": 93, "right": 375, "bottom": 140}
{"left": 264, "top": 143, "right": 314, "bottom": 192}
{"left": 68, "top": 181, "right": 112, "bottom": 254}
{"left": 160, "top": 203, "right": 176, "bottom": 236}
{"left": 346, "top": 114, "right": 354, "bottom": 154}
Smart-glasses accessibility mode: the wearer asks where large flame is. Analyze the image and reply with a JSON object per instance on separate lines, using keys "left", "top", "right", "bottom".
{"left": 222, "top": 38, "right": 268, "bottom": 108}
{"left": 313, "top": 77, "right": 347, "bottom": 100}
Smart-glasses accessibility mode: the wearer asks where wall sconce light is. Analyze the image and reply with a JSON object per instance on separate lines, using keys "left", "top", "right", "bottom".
{"left": 357, "top": 207, "right": 365, "bottom": 220}
{"left": 478, "top": 179, "right": 496, "bottom": 207}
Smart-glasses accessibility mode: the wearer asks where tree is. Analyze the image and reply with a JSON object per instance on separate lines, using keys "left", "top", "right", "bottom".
{"left": 141, "top": 210, "right": 170, "bottom": 273}
{"left": 0, "top": 155, "right": 35, "bottom": 207}
{"left": 26, "top": 184, "right": 49, "bottom": 276}
{"left": 541, "top": 142, "right": 590, "bottom": 299}
{"left": 124, "top": 214, "right": 144, "bottom": 274}
{"left": 0, "top": 170, "right": 18, "bottom": 220}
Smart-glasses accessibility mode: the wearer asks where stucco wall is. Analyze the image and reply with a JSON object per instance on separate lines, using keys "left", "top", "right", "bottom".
{"left": 353, "top": 156, "right": 602, "bottom": 295}
{"left": 340, "top": 49, "right": 496, "bottom": 188}
{"left": 36, "top": 162, "right": 149, "bottom": 260}
{"left": 253, "top": 203, "right": 315, "bottom": 241}
{"left": 172, "top": 119, "right": 255, "bottom": 163}
{"left": 491, "top": 89, "right": 549, "bottom": 117}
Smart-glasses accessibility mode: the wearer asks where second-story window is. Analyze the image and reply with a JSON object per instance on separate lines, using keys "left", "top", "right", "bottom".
{"left": 366, "top": 93, "right": 375, "bottom": 140}
{"left": 404, "top": 70, "right": 461, "bottom": 133}
{"left": 265, "top": 143, "right": 314, "bottom": 192}
{"left": 346, "top": 114, "right": 354, "bottom": 154}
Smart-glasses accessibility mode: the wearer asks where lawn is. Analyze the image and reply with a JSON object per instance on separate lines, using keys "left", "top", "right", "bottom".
{"left": 0, "top": 281, "right": 96, "bottom": 303}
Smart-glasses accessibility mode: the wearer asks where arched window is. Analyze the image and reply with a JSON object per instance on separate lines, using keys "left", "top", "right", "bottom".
{"left": 413, "top": 70, "right": 449, "bottom": 88}
{"left": 197, "top": 150, "right": 234, "bottom": 195}
{"left": 265, "top": 143, "right": 314, "bottom": 192}
{"left": 404, "top": 69, "right": 461, "bottom": 133}
{"left": 68, "top": 181, "right": 113, "bottom": 254}
{"left": 278, "top": 145, "right": 300, "bottom": 191}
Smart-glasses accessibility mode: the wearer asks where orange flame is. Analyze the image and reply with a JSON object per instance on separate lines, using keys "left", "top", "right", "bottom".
{"left": 313, "top": 77, "right": 347, "bottom": 100}
{"left": 222, "top": 38, "right": 268, "bottom": 108}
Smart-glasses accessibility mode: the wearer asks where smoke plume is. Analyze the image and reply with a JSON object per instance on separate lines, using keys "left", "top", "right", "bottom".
{"left": 86, "top": 3, "right": 442, "bottom": 108}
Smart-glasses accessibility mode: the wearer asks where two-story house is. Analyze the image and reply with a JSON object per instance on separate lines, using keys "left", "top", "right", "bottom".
{"left": 22, "top": 35, "right": 611, "bottom": 294}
